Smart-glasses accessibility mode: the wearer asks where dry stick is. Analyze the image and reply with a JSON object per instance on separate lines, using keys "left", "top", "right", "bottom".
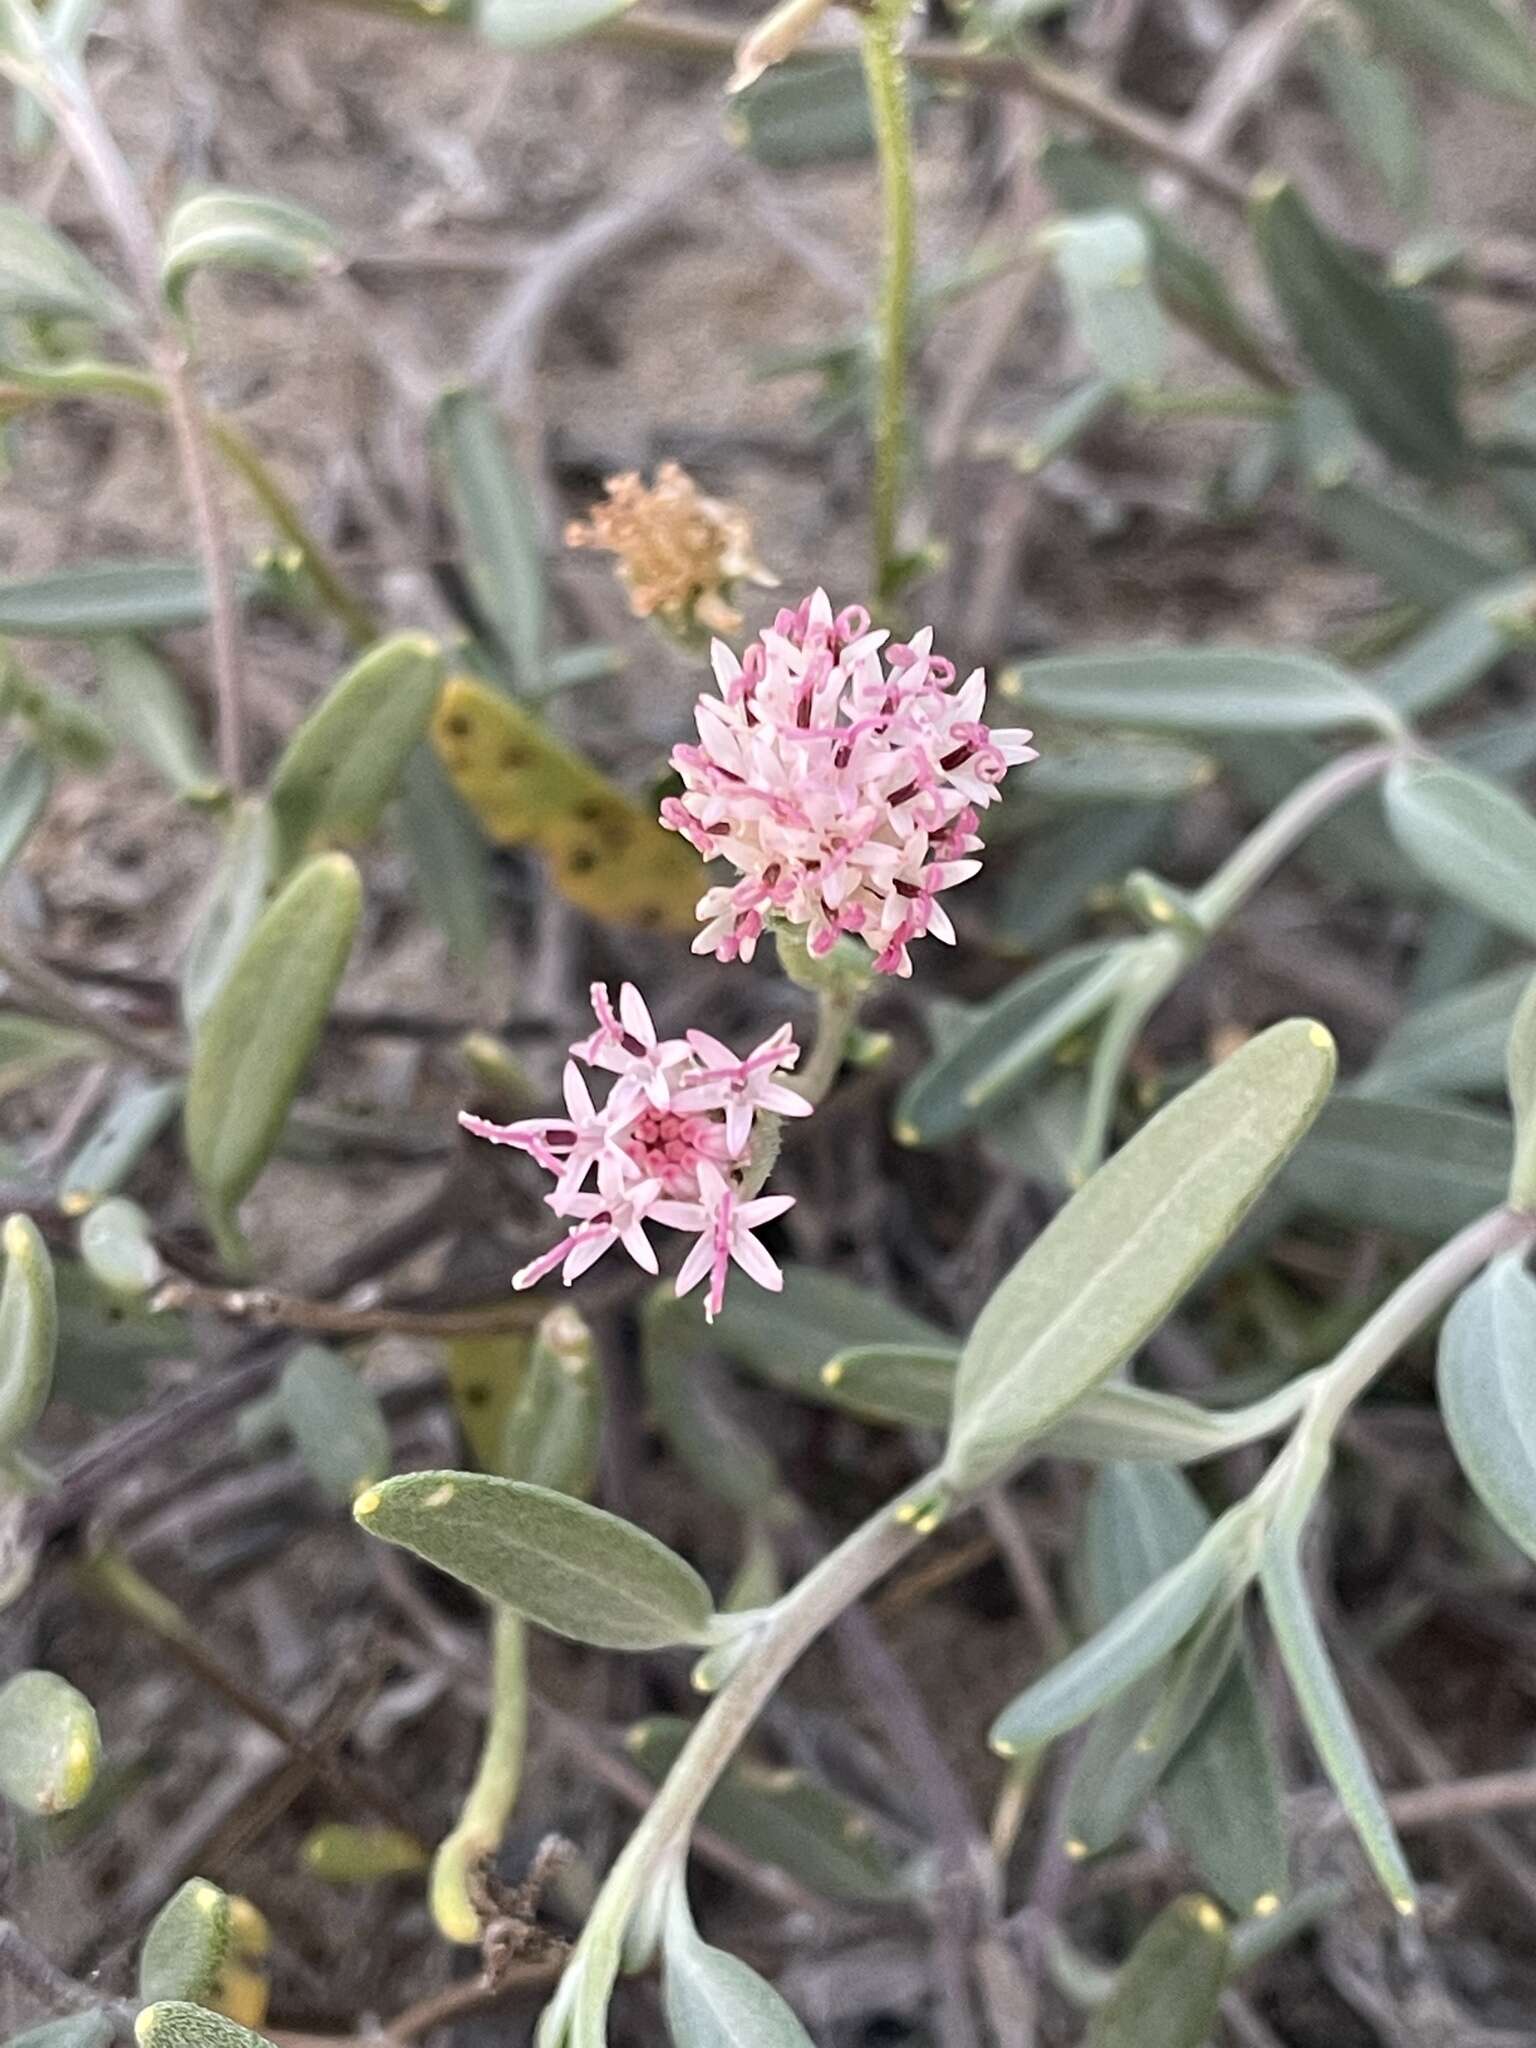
{"left": 1163, "top": 0, "right": 1320, "bottom": 174}
{"left": 11, "top": 44, "right": 250, "bottom": 790}
{"left": 0, "top": 934, "right": 183, "bottom": 1075}
{"left": 0, "top": 1918, "right": 111, "bottom": 2017}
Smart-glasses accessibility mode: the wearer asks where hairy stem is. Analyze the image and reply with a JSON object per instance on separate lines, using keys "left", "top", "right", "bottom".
{"left": 861, "top": 0, "right": 916, "bottom": 602}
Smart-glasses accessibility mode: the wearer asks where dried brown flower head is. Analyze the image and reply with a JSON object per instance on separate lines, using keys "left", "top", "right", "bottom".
{"left": 565, "top": 461, "right": 775, "bottom": 636}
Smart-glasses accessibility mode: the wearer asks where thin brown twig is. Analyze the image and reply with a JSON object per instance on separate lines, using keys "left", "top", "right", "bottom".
{"left": 151, "top": 1276, "right": 581, "bottom": 1338}
{"left": 0, "top": 1919, "right": 113, "bottom": 2018}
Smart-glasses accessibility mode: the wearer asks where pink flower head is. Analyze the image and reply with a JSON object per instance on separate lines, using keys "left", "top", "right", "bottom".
{"left": 661, "top": 590, "right": 1036, "bottom": 976}
{"left": 460, "top": 984, "right": 802, "bottom": 1320}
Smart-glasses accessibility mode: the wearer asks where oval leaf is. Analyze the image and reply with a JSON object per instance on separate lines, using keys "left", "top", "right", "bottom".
{"left": 664, "top": 1923, "right": 815, "bottom": 2048}
{"left": 475, "top": 0, "right": 633, "bottom": 48}
{"left": 1361, "top": 963, "right": 1533, "bottom": 1103}
{"left": 1285, "top": 1093, "right": 1511, "bottom": 1238}
{"left": 300, "top": 1822, "right": 429, "bottom": 1883}
{"left": 268, "top": 634, "right": 442, "bottom": 874}
{"left": 0, "top": 1212, "right": 57, "bottom": 1454}
{"left": 161, "top": 189, "right": 342, "bottom": 313}
{"left": 1438, "top": 1257, "right": 1536, "bottom": 1563}
{"left": 432, "top": 389, "right": 544, "bottom": 688}
{"left": 0, "top": 1667, "right": 99, "bottom": 1815}
{"left": 1161, "top": 1640, "right": 1289, "bottom": 1917}
{"left": 93, "top": 635, "right": 218, "bottom": 801}
{"left": 184, "top": 852, "right": 362, "bottom": 1246}
{"left": 1385, "top": 756, "right": 1536, "bottom": 949}
{"left": 178, "top": 799, "right": 276, "bottom": 1030}
{"left": 135, "top": 2006, "right": 272, "bottom": 2048}
{"left": 78, "top": 1196, "right": 163, "bottom": 1298}
{"left": 1040, "top": 210, "right": 1167, "bottom": 391}
{"left": 354, "top": 1470, "right": 716, "bottom": 1650}
{"left": 943, "top": 1020, "right": 1336, "bottom": 1491}
{"left": 139, "top": 1876, "right": 233, "bottom": 2004}
{"left": 1339, "top": 0, "right": 1536, "bottom": 104}
{"left": 0, "top": 200, "right": 130, "bottom": 324}
{"left": 1006, "top": 646, "right": 1394, "bottom": 736}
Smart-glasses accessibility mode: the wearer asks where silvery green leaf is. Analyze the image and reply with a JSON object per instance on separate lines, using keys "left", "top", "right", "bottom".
{"left": 1162, "top": 1639, "right": 1289, "bottom": 1915}
{"left": 1339, "top": 0, "right": 1536, "bottom": 103}
{"left": 355, "top": 1471, "right": 716, "bottom": 1650}
{"left": 0, "top": 742, "right": 51, "bottom": 880}
{"left": 1306, "top": 480, "right": 1515, "bottom": 606}
{"left": 397, "top": 748, "right": 493, "bottom": 965}
{"left": 432, "top": 389, "right": 544, "bottom": 689}
{"left": 1306, "top": 19, "right": 1425, "bottom": 217}
{"left": 1438, "top": 1257, "right": 1536, "bottom": 1562}
{"left": 1361, "top": 964, "right": 1533, "bottom": 1103}
{"left": 1385, "top": 757, "right": 1536, "bottom": 949}
{"left": 994, "top": 807, "right": 1171, "bottom": 952}
{"left": 0, "top": 201, "right": 130, "bottom": 325}
{"left": 93, "top": 635, "right": 218, "bottom": 801}
{"left": 943, "top": 1020, "right": 1336, "bottom": 1492}
{"left": 1008, "top": 646, "right": 1395, "bottom": 736}
{"left": 59, "top": 1076, "right": 182, "bottom": 1214}
{"left": 641, "top": 1290, "right": 783, "bottom": 1510}
{"left": 990, "top": 1523, "right": 1240, "bottom": 1752}
{"left": 475, "top": 0, "right": 631, "bottom": 46}
{"left": 0, "top": 561, "right": 241, "bottom": 636}
{"left": 816, "top": 1342, "right": 957, "bottom": 1429}
{"left": 1085, "top": 1894, "right": 1229, "bottom": 2048}
{"left": 497, "top": 1308, "right": 601, "bottom": 1497}
{"left": 178, "top": 799, "right": 276, "bottom": 1029}
{"left": 0, "top": 1013, "right": 97, "bottom": 1099}
{"left": 1508, "top": 974, "right": 1536, "bottom": 1207}
{"left": 629, "top": 1718, "right": 907, "bottom": 1905}
{"left": 161, "top": 189, "right": 342, "bottom": 313}
{"left": 278, "top": 1344, "right": 391, "bottom": 1504}
{"left": 0, "top": 1667, "right": 98, "bottom": 1815}
{"left": 664, "top": 1910, "right": 815, "bottom": 2048}
{"left": 701, "top": 1263, "right": 947, "bottom": 1418}
{"left": 1260, "top": 1526, "right": 1414, "bottom": 1910}
{"left": 1285, "top": 1094, "right": 1510, "bottom": 1238}
{"left": 1039, "top": 211, "right": 1167, "bottom": 391}
{"left": 1370, "top": 574, "right": 1536, "bottom": 717}
{"left": 895, "top": 941, "right": 1131, "bottom": 1147}
{"left": 1252, "top": 177, "right": 1465, "bottom": 481}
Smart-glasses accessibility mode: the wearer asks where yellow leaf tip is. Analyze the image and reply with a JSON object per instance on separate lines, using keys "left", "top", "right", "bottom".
{"left": 821, "top": 1358, "right": 845, "bottom": 1386}
{"left": 1064, "top": 1837, "right": 1088, "bottom": 1861}
{"left": 1306, "top": 1022, "right": 1335, "bottom": 1054}
{"left": 353, "top": 1488, "right": 382, "bottom": 1518}
{"left": 992, "top": 1738, "right": 1019, "bottom": 1758}
{"left": 1393, "top": 1893, "right": 1417, "bottom": 1918}
{"left": 2, "top": 1214, "right": 32, "bottom": 1258}
{"left": 1251, "top": 1892, "right": 1280, "bottom": 1918}
{"left": 893, "top": 1121, "right": 920, "bottom": 1148}
{"left": 1193, "top": 1899, "right": 1225, "bottom": 1935}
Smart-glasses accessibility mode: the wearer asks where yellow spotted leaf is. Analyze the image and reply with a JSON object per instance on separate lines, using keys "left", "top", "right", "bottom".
{"left": 431, "top": 675, "right": 702, "bottom": 933}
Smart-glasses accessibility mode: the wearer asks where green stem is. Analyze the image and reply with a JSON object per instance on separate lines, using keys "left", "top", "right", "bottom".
{"left": 1191, "top": 742, "right": 1402, "bottom": 932}
{"left": 431, "top": 1603, "right": 529, "bottom": 1944}
{"left": 861, "top": 0, "right": 916, "bottom": 603}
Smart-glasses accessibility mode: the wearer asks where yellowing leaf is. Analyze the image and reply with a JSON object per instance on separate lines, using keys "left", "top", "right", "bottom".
{"left": 431, "top": 675, "right": 702, "bottom": 932}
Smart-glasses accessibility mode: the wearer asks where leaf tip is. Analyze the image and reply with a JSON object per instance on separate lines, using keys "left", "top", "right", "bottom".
{"left": 353, "top": 1487, "right": 381, "bottom": 1520}
{"left": 820, "top": 1357, "right": 845, "bottom": 1387}
{"left": 1251, "top": 1891, "right": 1281, "bottom": 1918}
{"left": 1063, "top": 1836, "right": 1088, "bottom": 1860}
{"left": 893, "top": 1119, "right": 920, "bottom": 1147}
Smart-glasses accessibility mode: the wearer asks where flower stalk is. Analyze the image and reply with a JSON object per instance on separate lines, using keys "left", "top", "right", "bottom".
{"left": 861, "top": 0, "right": 917, "bottom": 601}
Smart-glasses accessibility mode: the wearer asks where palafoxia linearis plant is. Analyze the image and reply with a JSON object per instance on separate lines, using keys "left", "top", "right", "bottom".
{"left": 6, "top": 0, "right": 1536, "bottom": 2044}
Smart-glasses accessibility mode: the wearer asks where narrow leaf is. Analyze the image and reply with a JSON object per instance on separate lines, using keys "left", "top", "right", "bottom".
{"left": 59, "top": 1076, "right": 183, "bottom": 1214}
{"left": 497, "top": 1307, "right": 601, "bottom": 1496}
{"left": 1384, "top": 757, "right": 1536, "bottom": 949}
{"left": 433, "top": 390, "right": 544, "bottom": 688}
{"left": 1362, "top": 963, "right": 1533, "bottom": 1103}
{"left": 0, "top": 561, "right": 242, "bottom": 636}
{"left": 93, "top": 635, "right": 217, "bottom": 801}
{"left": 1438, "top": 1257, "right": 1536, "bottom": 1562}
{"left": 1161, "top": 1640, "right": 1289, "bottom": 1917}
{"left": 397, "top": 747, "right": 493, "bottom": 965}
{"left": 161, "top": 189, "right": 342, "bottom": 313}
{"left": 0, "top": 1667, "right": 99, "bottom": 1815}
{"left": 1509, "top": 974, "right": 1536, "bottom": 1208}
{"left": 1286, "top": 1094, "right": 1510, "bottom": 1238}
{"left": 1007, "top": 646, "right": 1395, "bottom": 735}
{"left": 474, "top": 0, "right": 632, "bottom": 47}
{"left": 0, "top": 743, "right": 51, "bottom": 880}
{"left": 354, "top": 1470, "right": 716, "bottom": 1650}
{"left": 943, "top": 1020, "right": 1336, "bottom": 1491}
{"left": 1260, "top": 1528, "right": 1415, "bottom": 1910}
{"left": 278, "top": 1344, "right": 391, "bottom": 1504}
{"left": 179, "top": 799, "right": 276, "bottom": 1029}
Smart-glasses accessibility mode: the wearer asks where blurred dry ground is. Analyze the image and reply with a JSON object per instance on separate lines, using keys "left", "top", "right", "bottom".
{"left": 5, "top": 2, "right": 1536, "bottom": 2045}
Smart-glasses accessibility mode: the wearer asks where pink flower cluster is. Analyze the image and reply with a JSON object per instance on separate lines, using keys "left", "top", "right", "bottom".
{"left": 661, "top": 589, "right": 1037, "bottom": 977}
{"left": 459, "top": 983, "right": 809, "bottom": 1321}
